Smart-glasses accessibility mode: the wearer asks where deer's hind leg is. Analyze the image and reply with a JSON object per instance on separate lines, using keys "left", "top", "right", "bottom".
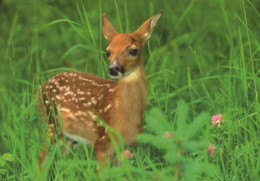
{"left": 38, "top": 90, "right": 65, "bottom": 165}
{"left": 39, "top": 123, "right": 58, "bottom": 165}
{"left": 38, "top": 113, "right": 65, "bottom": 163}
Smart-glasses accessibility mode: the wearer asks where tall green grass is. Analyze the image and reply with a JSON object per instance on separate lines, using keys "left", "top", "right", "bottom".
{"left": 0, "top": 0, "right": 259, "bottom": 180}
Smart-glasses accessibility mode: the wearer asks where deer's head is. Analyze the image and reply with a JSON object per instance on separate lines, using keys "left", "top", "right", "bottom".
{"left": 102, "top": 10, "right": 162, "bottom": 79}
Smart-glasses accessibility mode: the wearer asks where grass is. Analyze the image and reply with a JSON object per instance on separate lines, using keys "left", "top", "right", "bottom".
{"left": 0, "top": 0, "right": 259, "bottom": 180}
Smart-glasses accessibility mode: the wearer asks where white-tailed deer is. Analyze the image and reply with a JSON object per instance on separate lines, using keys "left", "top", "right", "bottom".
{"left": 38, "top": 10, "right": 162, "bottom": 168}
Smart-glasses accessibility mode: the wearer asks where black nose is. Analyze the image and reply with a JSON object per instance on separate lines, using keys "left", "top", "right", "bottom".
{"left": 108, "top": 66, "right": 120, "bottom": 76}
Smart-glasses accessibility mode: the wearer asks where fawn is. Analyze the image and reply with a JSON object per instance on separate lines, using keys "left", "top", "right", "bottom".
{"left": 38, "top": 10, "right": 162, "bottom": 167}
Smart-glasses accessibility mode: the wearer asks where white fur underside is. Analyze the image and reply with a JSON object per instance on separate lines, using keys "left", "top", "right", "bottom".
{"left": 65, "top": 132, "right": 93, "bottom": 145}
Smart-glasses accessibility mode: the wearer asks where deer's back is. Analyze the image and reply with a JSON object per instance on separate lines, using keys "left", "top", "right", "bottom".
{"left": 38, "top": 71, "right": 117, "bottom": 144}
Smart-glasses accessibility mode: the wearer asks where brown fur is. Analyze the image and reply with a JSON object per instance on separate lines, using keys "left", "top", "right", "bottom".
{"left": 38, "top": 10, "right": 162, "bottom": 169}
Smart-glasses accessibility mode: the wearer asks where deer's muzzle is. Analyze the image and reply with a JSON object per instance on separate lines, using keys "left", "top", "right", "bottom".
{"left": 108, "top": 59, "right": 124, "bottom": 79}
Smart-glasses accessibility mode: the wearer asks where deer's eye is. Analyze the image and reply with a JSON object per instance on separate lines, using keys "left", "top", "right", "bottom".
{"left": 106, "top": 50, "right": 111, "bottom": 57}
{"left": 129, "top": 49, "right": 138, "bottom": 56}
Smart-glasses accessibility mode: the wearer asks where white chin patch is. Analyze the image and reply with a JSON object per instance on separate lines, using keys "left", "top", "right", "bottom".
{"left": 110, "top": 72, "right": 123, "bottom": 79}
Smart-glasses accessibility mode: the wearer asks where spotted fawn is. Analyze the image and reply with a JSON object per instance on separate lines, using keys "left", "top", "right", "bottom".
{"left": 38, "top": 10, "right": 162, "bottom": 167}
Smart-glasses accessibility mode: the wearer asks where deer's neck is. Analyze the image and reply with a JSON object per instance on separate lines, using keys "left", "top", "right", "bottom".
{"left": 117, "top": 58, "right": 147, "bottom": 100}
{"left": 113, "top": 58, "right": 147, "bottom": 144}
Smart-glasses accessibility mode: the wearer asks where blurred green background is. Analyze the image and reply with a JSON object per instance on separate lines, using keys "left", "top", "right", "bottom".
{"left": 0, "top": 0, "right": 259, "bottom": 180}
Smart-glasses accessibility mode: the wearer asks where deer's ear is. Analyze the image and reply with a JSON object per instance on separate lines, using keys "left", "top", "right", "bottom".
{"left": 102, "top": 13, "right": 119, "bottom": 42}
{"left": 135, "top": 10, "right": 162, "bottom": 43}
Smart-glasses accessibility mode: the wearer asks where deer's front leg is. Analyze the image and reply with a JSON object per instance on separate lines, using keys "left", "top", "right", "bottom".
{"left": 94, "top": 142, "right": 116, "bottom": 172}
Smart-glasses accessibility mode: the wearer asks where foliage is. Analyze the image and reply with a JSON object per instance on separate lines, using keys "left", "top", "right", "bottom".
{"left": 0, "top": 0, "right": 259, "bottom": 180}
{"left": 138, "top": 100, "right": 217, "bottom": 180}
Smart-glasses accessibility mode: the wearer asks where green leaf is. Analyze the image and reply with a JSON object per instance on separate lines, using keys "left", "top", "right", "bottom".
{"left": 185, "top": 160, "right": 219, "bottom": 180}
{"left": 2, "top": 153, "right": 14, "bottom": 162}
{"left": 163, "top": 144, "right": 178, "bottom": 163}
{"left": 138, "top": 134, "right": 168, "bottom": 149}
{"left": 182, "top": 140, "right": 210, "bottom": 152}
{"left": 185, "top": 160, "right": 203, "bottom": 181}
{"left": 0, "top": 168, "right": 7, "bottom": 175}
{"left": 176, "top": 100, "right": 189, "bottom": 136}
{"left": 185, "top": 112, "right": 210, "bottom": 139}
{"left": 145, "top": 108, "right": 170, "bottom": 135}
{"left": 100, "top": 166, "right": 124, "bottom": 179}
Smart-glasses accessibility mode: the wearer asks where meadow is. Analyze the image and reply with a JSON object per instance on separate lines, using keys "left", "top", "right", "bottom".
{"left": 0, "top": 0, "right": 259, "bottom": 180}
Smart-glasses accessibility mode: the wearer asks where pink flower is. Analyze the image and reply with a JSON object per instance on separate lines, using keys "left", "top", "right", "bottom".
{"left": 165, "top": 131, "right": 172, "bottom": 139}
{"left": 207, "top": 143, "right": 216, "bottom": 155}
{"left": 122, "top": 150, "right": 133, "bottom": 159}
{"left": 211, "top": 114, "right": 224, "bottom": 127}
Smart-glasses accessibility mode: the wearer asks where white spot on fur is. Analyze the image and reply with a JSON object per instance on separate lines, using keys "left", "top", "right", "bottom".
{"left": 83, "top": 102, "right": 92, "bottom": 107}
{"left": 58, "top": 86, "right": 65, "bottom": 91}
{"left": 100, "top": 135, "right": 105, "bottom": 141}
{"left": 50, "top": 79, "right": 55, "bottom": 83}
{"left": 91, "top": 97, "right": 97, "bottom": 105}
{"left": 109, "top": 88, "right": 115, "bottom": 93}
{"left": 61, "top": 107, "right": 71, "bottom": 113}
{"left": 88, "top": 111, "right": 97, "bottom": 120}
{"left": 49, "top": 124, "right": 54, "bottom": 128}
{"left": 67, "top": 113, "right": 76, "bottom": 120}
{"left": 75, "top": 111, "right": 82, "bottom": 116}
{"left": 91, "top": 82, "right": 97, "bottom": 86}
{"left": 103, "top": 84, "right": 111, "bottom": 88}
{"left": 77, "top": 90, "right": 85, "bottom": 95}
{"left": 54, "top": 81, "right": 59, "bottom": 86}
{"left": 104, "top": 104, "right": 111, "bottom": 112}
{"left": 98, "top": 95, "right": 103, "bottom": 100}
{"left": 84, "top": 121, "right": 93, "bottom": 126}
{"left": 79, "top": 97, "right": 86, "bottom": 101}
